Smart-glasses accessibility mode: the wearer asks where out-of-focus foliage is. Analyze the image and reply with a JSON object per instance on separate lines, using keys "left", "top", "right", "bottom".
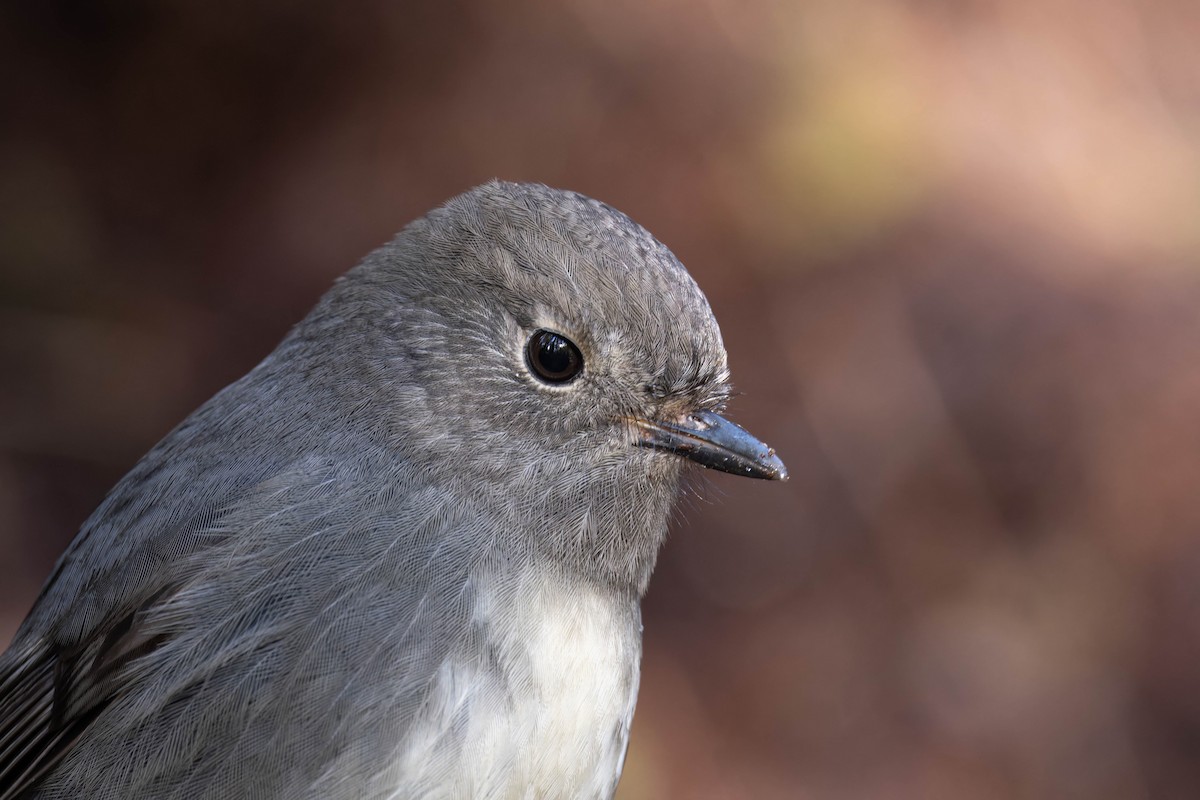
{"left": 2, "top": 1, "right": 1199, "bottom": 797}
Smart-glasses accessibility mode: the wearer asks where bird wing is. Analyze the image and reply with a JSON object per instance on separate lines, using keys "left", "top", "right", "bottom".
{"left": 0, "top": 453, "right": 465, "bottom": 799}
{"left": 0, "top": 439, "right": 280, "bottom": 800}
{"left": 0, "top": 640, "right": 61, "bottom": 799}
{"left": 0, "top": 584, "right": 177, "bottom": 799}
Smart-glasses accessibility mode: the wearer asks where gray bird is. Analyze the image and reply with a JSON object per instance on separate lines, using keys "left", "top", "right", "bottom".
{"left": 0, "top": 181, "right": 786, "bottom": 799}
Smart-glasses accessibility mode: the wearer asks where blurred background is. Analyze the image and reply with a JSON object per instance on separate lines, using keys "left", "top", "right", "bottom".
{"left": 2, "top": 0, "right": 1200, "bottom": 797}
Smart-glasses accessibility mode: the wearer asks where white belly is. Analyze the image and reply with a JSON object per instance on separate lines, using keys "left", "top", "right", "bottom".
{"left": 391, "top": 567, "right": 641, "bottom": 799}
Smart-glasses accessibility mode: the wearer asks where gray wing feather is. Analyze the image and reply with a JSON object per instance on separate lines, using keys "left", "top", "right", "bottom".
{"left": 0, "top": 454, "right": 476, "bottom": 800}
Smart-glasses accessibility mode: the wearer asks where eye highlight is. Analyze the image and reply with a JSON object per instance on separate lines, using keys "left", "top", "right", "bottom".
{"left": 526, "top": 329, "right": 583, "bottom": 385}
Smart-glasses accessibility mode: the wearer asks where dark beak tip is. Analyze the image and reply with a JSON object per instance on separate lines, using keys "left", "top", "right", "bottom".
{"left": 763, "top": 449, "right": 789, "bottom": 481}
{"left": 634, "top": 410, "right": 790, "bottom": 482}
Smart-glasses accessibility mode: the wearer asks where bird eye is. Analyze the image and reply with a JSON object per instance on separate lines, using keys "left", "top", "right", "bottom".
{"left": 526, "top": 329, "right": 583, "bottom": 384}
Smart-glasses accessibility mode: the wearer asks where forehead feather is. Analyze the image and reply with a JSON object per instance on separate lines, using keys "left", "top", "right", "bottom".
{"left": 435, "top": 182, "right": 719, "bottom": 341}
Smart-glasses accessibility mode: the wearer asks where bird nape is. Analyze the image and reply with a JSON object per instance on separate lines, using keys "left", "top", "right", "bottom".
{"left": 0, "top": 181, "right": 786, "bottom": 800}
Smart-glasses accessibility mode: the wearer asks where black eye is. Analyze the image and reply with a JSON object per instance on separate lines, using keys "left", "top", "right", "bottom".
{"left": 526, "top": 329, "right": 583, "bottom": 384}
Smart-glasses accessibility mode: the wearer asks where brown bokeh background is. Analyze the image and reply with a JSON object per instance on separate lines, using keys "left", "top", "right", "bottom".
{"left": 3, "top": 1, "right": 1200, "bottom": 797}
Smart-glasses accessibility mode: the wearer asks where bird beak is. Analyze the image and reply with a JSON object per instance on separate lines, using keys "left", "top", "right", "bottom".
{"left": 631, "top": 410, "right": 788, "bottom": 481}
